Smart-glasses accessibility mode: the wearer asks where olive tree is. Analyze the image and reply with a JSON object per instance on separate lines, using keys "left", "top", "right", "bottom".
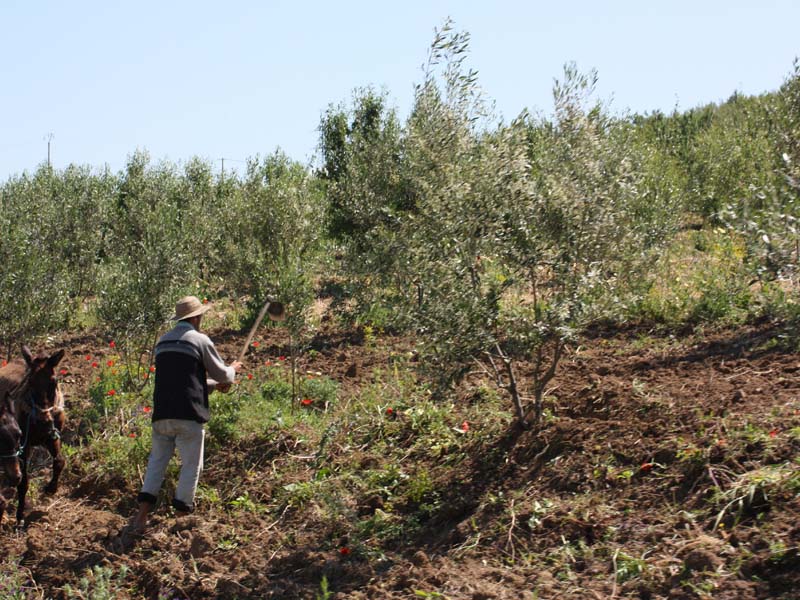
{"left": 0, "top": 166, "right": 86, "bottom": 351}
{"left": 718, "top": 61, "right": 800, "bottom": 287}
{"left": 321, "top": 22, "right": 674, "bottom": 428}
{"left": 211, "top": 151, "right": 324, "bottom": 312}
{"left": 96, "top": 152, "right": 198, "bottom": 387}
{"left": 210, "top": 151, "right": 325, "bottom": 403}
{"left": 317, "top": 88, "right": 412, "bottom": 324}
{"left": 493, "top": 65, "right": 675, "bottom": 424}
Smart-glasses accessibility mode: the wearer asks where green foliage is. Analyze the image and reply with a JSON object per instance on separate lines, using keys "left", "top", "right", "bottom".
{"left": 320, "top": 21, "right": 676, "bottom": 426}
{"left": 76, "top": 359, "right": 154, "bottom": 484}
{"left": 97, "top": 151, "right": 199, "bottom": 383}
{"left": 207, "top": 368, "right": 339, "bottom": 445}
{"left": 229, "top": 491, "right": 263, "bottom": 513}
{"left": 715, "top": 62, "right": 800, "bottom": 294}
{"left": 207, "top": 388, "right": 246, "bottom": 444}
{"left": 634, "top": 229, "right": 753, "bottom": 324}
{"left": 85, "top": 357, "right": 133, "bottom": 425}
{"left": 213, "top": 151, "right": 323, "bottom": 311}
{"left": 0, "top": 150, "right": 323, "bottom": 377}
{"left": 315, "top": 576, "right": 333, "bottom": 600}
{"left": 300, "top": 375, "right": 339, "bottom": 407}
{"left": 260, "top": 377, "right": 294, "bottom": 404}
{"left": 0, "top": 165, "right": 74, "bottom": 348}
{"left": 84, "top": 425, "right": 152, "bottom": 485}
{"left": 405, "top": 468, "right": 437, "bottom": 506}
{"left": 64, "top": 565, "right": 130, "bottom": 600}
{"left": 613, "top": 549, "right": 647, "bottom": 584}
{"left": 318, "top": 88, "right": 408, "bottom": 244}
{"left": 0, "top": 557, "right": 34, "bottom": 600}
{"left": 280, "top": 479, "right": 323, "bottom": 508}
{"left": 692, "top": 94, "right": 776, "bottom": 220}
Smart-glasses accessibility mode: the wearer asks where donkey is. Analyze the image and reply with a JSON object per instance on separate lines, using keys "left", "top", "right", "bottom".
{"left": 0, "top": 345, "right": 65, "bottom": 526}
{"left": 0, "top": 393, "right": 23, "bottom": 526}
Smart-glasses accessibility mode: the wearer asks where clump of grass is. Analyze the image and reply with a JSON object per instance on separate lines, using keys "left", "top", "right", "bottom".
{"left": 711, "top": 463, "right": 799, "bottom": 529}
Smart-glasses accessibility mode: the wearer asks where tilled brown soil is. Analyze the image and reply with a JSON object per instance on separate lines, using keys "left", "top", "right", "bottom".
{"left": 2, "top": 322, "right": 800, "bottom": 599}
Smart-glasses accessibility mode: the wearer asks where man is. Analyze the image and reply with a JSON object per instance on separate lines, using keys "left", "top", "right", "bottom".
{"left": 130, "top": 295, "right": 242, "bottom": 533}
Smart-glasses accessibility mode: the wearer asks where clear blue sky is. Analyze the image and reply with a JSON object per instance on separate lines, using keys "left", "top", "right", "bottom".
{"left": 1, "top": 0, "right": 798, "bottom": 180}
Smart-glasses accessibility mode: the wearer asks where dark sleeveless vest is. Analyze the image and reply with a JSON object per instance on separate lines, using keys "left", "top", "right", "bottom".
{"left": 152, "top": 338, "right": 210, "bottom": 423}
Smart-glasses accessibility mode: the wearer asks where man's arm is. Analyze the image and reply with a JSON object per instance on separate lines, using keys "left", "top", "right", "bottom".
{"left": 194, "top": 333, "right": 242, "bottom": 389}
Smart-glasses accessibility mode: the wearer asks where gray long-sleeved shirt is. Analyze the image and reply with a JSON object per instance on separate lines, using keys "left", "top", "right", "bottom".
{"left": 155, "top": 321, "right": 235, "bottom": 391}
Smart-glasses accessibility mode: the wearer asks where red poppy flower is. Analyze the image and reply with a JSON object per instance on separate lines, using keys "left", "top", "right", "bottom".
{"left": 265, "top": 361, "right": 272, "bottom": 367}
{"left": 278, "top": 356, "right": 286, "bottom": 361}
{"left": 339, "top": 547, "right": 351, "bottom": 556}
{"left": 461, "top": 421, "right": 469, "bottom": 432}
{"left": 107, "top": 360, "right": 114, "bottom": 367}
{"left": 128, "top": 432, "right": 136, "bottom": 438}
{"left": 1, "top": 360, "right": 6, "bottom": 367}
{"left": 91, "top": 362, "right": 99, "bottom": 368}
{"left": 247, "top": 373, "right": 253, "bottom": 380}
{"left": 143, "top": 406, "right": 152, "bottom": 413}
{"left": 149, "top": 365, "right": 156, "bottom": 372}
{"left": 641, "top": 462, "right": 654, "bottom": 472}
{"left": 107, "top": 389, "right": 116, "bottom": 396}
{"left": 252, "top": 341, "right": 259, "bottom": 348}
{"left": 59, "top": 368, "right": 68, "bottom": 376}
{"left": 109, "top": 341, "right": 116, "bottom": 348}
{"left": 769, "top": 429, "right": 779, "bottom": 438}
{"left": 85, "top": 354, "right": 92, "bottom": 361}
{"left": 202, "top": 297, "right": 209, "bottom": 304}
{"left": 386, "top": 408, "right": 394, "bottom": 415}
{"left": 301, "top": 398, "right": 313, "bottom": 406}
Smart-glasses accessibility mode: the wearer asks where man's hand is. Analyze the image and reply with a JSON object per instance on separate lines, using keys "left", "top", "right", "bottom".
{"left": 216, "top": 382, "right": 232, "bottom": 394}
{"left": 231, "top": 360, "right": 243, "bottom": 373}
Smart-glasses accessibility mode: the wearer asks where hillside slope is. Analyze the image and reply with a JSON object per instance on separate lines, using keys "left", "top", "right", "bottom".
{"left": 1, "top": 322, "right": 799, "bottom": 599}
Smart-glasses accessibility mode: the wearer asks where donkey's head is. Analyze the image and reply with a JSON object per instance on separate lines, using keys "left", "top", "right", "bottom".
{"left": 0, "top": 397, "right": 22, "bottom": 485}
{"left": 21, "top": 345, "right": 65, "bottom": 425}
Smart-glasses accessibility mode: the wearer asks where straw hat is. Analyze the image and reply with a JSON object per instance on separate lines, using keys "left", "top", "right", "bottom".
{"left": 171, "top": 295, "right": 212, "bottom": 321}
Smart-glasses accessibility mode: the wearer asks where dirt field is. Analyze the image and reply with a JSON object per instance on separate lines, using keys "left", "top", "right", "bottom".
{"left": 2, "top": 321, "right": 800, "bottom": 599}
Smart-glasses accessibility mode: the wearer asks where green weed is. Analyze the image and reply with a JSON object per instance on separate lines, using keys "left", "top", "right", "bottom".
{"left": 0, "top": 558, "right": 34, "bottom": 600}
{"left": 316, "top": 576, "right": 333, "bottom": 600}
{"left": 613, "top": 549, "right": 648, "bottom": 583}
{"left": 64, "top": 565, "right": 129, "bottom": 600}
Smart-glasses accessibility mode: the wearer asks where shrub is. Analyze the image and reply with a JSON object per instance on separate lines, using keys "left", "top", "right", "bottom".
{"left": 96, "top": 152, "right": 199, "bottom": 386}
{"left": 0, "top": 166, "right": 77, "bottom": 349}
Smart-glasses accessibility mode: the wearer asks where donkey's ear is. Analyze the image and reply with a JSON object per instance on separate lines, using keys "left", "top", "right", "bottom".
{"left": 47, "top": 349, "right": 65, "bottom": 369}
{"left": 21, "top": 345, "right": 34, "bottom": 366}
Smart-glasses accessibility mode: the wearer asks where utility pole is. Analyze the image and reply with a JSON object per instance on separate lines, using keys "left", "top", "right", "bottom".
{"left": 219, "top": 157, "right": 225, "bottom": 184}
{"left": 44, "top": 132, "right": 54, "bottom": 167}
